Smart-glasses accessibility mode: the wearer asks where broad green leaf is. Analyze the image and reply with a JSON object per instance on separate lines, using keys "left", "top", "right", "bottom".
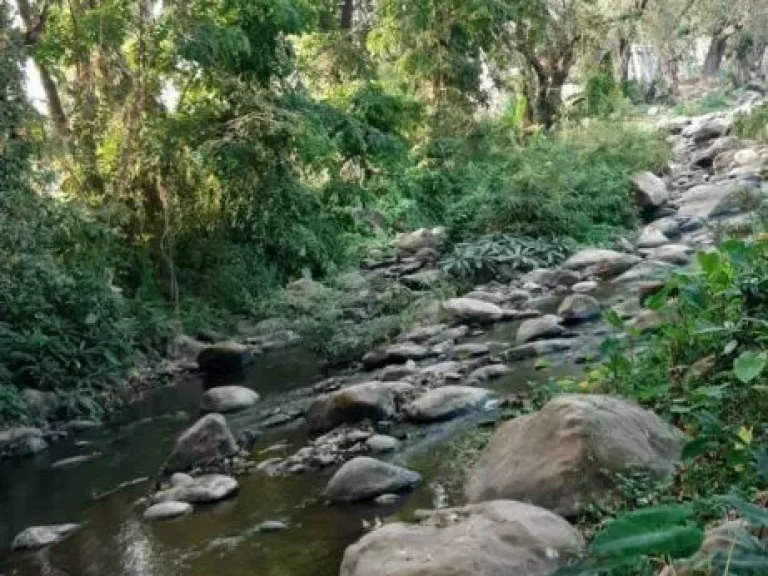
{"left": 592, "top": 523, "right": 703, "bottom": 560}
{"left": 681, "top": 437, "right": 710, "bottom": 461}
{"left": 733, "top": 351, "right": 767, "bottom": 384}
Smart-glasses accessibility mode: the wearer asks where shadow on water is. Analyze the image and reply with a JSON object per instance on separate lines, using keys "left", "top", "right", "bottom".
{"left": 0, "top": 327, "right": 590, "bottom": 576}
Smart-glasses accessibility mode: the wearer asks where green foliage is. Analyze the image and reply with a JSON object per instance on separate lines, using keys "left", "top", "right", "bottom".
{"left": 441, "top": 234, "right": 575, "bottom": 283}
{"left": 734, "top": 102, "right": 768, "bottom": 142}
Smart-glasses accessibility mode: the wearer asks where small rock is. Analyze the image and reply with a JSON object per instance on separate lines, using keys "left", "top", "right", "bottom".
{"left": 571, "top": 281, "right": 598, "bottom": 294}
{"left": 505, "top": 339, "right": 576, "bottom": 361}
{"left": 21, "top": 389, "right": 59, "bottom": 422}
{"left": 516, "top": 315, "right": 564, "bottom": 345}
{"left": 407, "top": 387, "right": 494, "bottom": 422}
{"left": 632, "top": 172, "right": 669, "bottom": 208}
{"left": 200, "top": 386, "right": 259, "bottom": 413}
{"left": 557, "top": 294, "right": 601, "bottom": 324}
{"left": 163, "top": 413, "right": 239, "bottom": 474}
{"left": 644, "top": 244, "right": 691, "bottom": 265}
{"left": 170, "top": 472, "right": 195, "bottom": 487}
{"left": 441, "top": 298, "right": 504, "bottom": 324}
{"left": 450, "top": 343, "right": 490, "bottom": 359}
{"left": 0, "top": 427, "right": 48, "bottom": 457}
{"left": 637, "top": 228, "right": 669, "bottom": 249}
{"left": 467, "top": 364, "right": 511, "bottom": 382}
{"left": 374, "top": 494, "right": 400, "bottom": 505}
{"left": 379, "top": 363, "right": 419, "bottom": 382}
{"left": 257, "top": 520, "right": 288, "bottom": 533}
{"left": 143, "top": 501, "right": 192, "bottom": 521}
{"left": 562, "top": 249, "right": 641, "bottom": 279}
{"left": 51, "top": 453, "right": 101, "bottom": 468}
{"left": 366, "top": 435, "right": 401, "bottom": 454}
{"left": 12, "top": 524, "right": 80, "bottom": 550}
{"left": 154, "top": 474, "right": 239, "bottom": 504}
{"left": 324, "top": 457, "right": 421, "bottom": 503}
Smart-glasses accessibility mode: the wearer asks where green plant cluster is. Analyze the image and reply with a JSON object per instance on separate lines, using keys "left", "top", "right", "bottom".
{"left": 734, "top": 102, "right": 768, "bottom": 142}
{"left": 556, "top": 237, "right": 768, "bottom": 574}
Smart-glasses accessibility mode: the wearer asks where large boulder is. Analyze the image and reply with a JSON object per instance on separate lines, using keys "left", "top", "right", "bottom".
{"left": 562, "top": 249, "right": 641, "bottom": 279}
{"left": 441, "top": 298, "right": 504, "bottom": 324}
{"left": 677, "top": 180, "right": 763, "bottom": 220}
{"left": 557, "top": 294, "right": 601, "bottom": 324}
{"left": 516, "top": 315, "right": 565, "bottom": 345}
{"left": 12, "top": 524, "right": 80, "bottom": 550}
{"left": 339, "top": 500, "right": 583, "bottom": 576}
{"left": 465, "top": 394, "right": 684, "bottom": 516}
{"left": 153, "top": 474, "right": 238, "bottom": 504}
{"left": 613, "top": 260, "right": 676, "bottom": 283}
{"left": 632, "top": 172, "right": 669, "bottom": 208}
{"left": 200, "top": 386, "right": 259, "bottom": 413}
{"left": 163, "top": 413, "right": 239, "bottom": 473}
{"left": 406, "top": 386, "right": 493, "bottom": 422}
{"left": 305, "top": 382, "right": 412, "bottom": 433}
{"left": 197, "top": 342, "right": 254, "bottom": 374}
{"left": 324, "top": 457, "right": 421, "bottom": 502}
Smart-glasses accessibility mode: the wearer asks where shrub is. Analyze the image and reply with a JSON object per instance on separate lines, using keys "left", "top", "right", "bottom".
{"left": 734, "top": 101, "right": 768, "bottom": 142}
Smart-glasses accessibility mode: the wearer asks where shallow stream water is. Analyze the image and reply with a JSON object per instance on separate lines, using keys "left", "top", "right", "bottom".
{"left": 0, "top": 318, "right": 593, "bottom": 576}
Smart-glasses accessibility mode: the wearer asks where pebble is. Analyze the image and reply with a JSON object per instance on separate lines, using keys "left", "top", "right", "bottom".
{"left": 257, "top": 521, "right": 288, "bottom": 533}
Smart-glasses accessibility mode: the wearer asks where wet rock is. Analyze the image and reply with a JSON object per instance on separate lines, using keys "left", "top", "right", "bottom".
{"left": 563, "top": 249, "right": 641, "bottom": 279}
{"left": 170, "top": 472, "right": 195, "bottom": 487}
{"left": 637, "top": 227, "right": 669, "bottom": 248}
{"left": 465, "top": 394, "right": 684, "bottom": 516}
{"left": 257, "top": 520, "right": 288, "bottom": 533}
{"left": 520, "top": 268, "right": 555, "bottom": 286}
{"left": 0, "top": 427, "right": 48, "bottom": 457}
{"left": 450, "top": 343, "right": 490, "bottom": 359}
{"left": 506, "top": 289, "right": 532, "bottom": 305}
{"left": 305, "top": 382, "right": 410, "bottom": 433}
{"left": 21, "top": 389, "right": 59, "bottom": 422}
{"left": 632, "top": 172, "right": 669, "bottom": 208}
{"left": 467, "top": 364, "right": 511, "bottom": 383}
{"left": 65, "top": 419, "right": 102, "bottom": 433}
{"left": 628, "top": 310, "right": 665, "bottom": 332}
{"left": 677, "top": 180, "right": 763, "bottom": 220}
{"left": 51, "top": 453, "right": 101, "bottom": 468}
{"left": 339, "top": 500, "right": 582, "bottom": 576}
{"left": 401, "top": 269, "right": 441, "bottom": 290}
{"left": 200, "top": 386, "right": 259, "bottom": 413}
{"left": 163, "top": 413, "right": 239, "bottom": 473}
{"left": 384, "top": 343, "right": 435, "bottom": 362}
{"left": 407, "top": 386, "right": 493, "bottom": 423}
{"left": 571, "top": 280, "right": 598, "bottom": 293}
{"left": 441, "top": 298, "right": 505, "bottom": 325}
{"left": 505, "top": 339, "right": 576, "bottom": 361}
{"left": 374, "top": 493, "right": 400, "bottom": 505}
{"left": 12, "top": 524, "right": 80, "bottom": 550}
{"left": 154, "top": 474, "right": 239, "bottom": 504}
{"left": 197, "top": 342, "right": 255, "bottom": 375}
{"left": 143, "top": 501, "right": 192, "bottom": 521}
{"left": 516, "top": 315, "right": 564, "bottom": 345}
{"left": 557, "top": 294, "right": 601, "bottom": 324}
{"left": 366, "top": 434, "right": 401, "bottom": 454}
{"left": 324, "top": 456, "right": 421, "bottom": 502}
{"left": 644, "top": 244, "right": 692, "bottom": 265}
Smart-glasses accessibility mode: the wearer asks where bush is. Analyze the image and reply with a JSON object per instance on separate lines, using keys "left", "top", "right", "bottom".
{"left": 734, "top": 101, "right": 768, "bottom": 141}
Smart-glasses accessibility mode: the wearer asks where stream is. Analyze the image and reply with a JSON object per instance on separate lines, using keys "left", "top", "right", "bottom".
{"left": 0, "top": 316, "right": 592, "bottom": 576}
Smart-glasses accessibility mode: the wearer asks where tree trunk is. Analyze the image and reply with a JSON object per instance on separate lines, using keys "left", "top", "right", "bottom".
{"left": 340, "top": 0, "right": 354, "bottom": 29}
{"left": 702, "top": 32, "right": 728, "bottom": 79}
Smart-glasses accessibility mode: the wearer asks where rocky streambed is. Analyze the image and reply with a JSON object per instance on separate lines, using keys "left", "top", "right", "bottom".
{"left": 2, "top": 92, "right": 768, "bottom": 576}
